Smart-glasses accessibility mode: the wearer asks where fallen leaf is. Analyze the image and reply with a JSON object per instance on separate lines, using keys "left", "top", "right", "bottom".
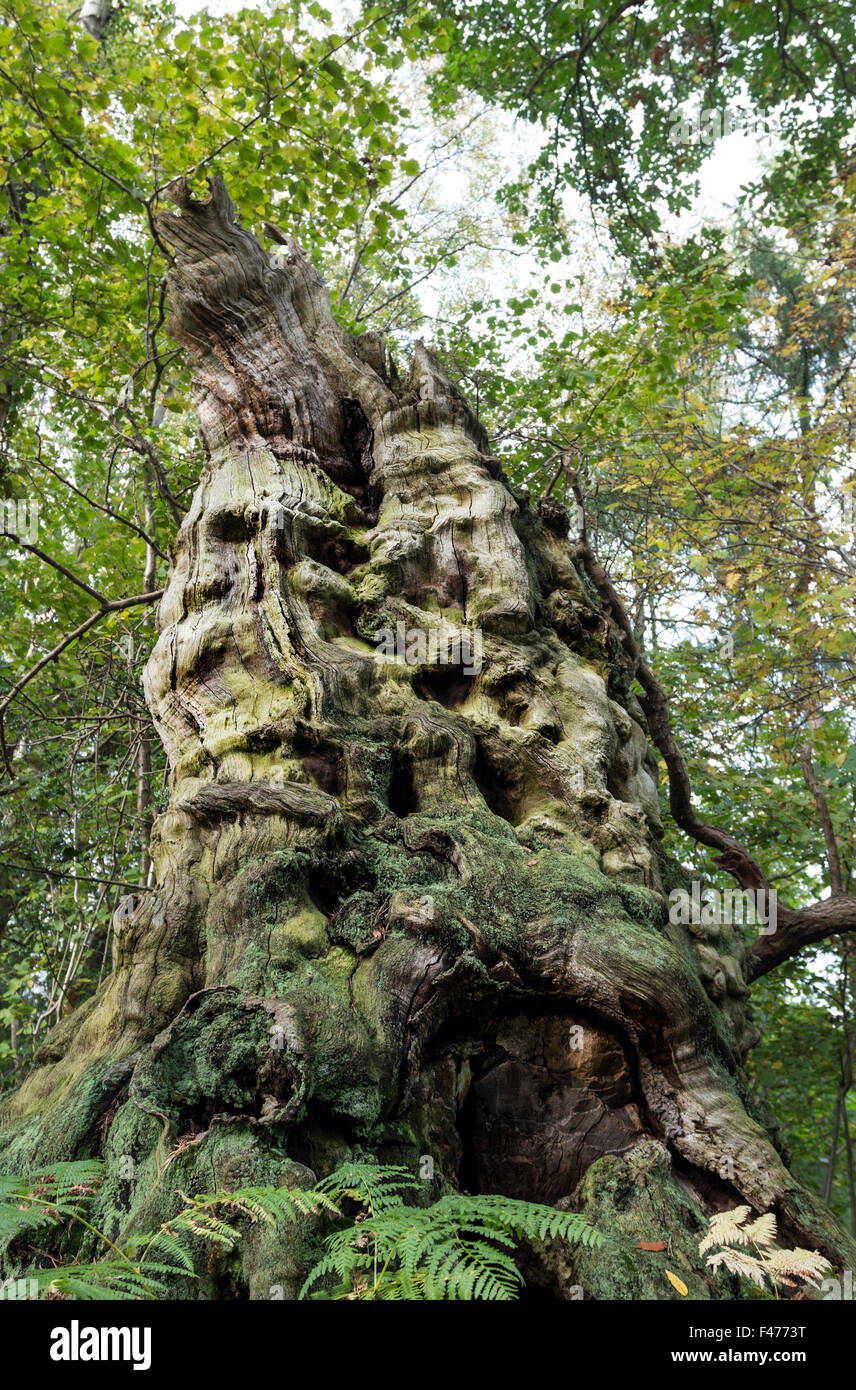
{"left": 666, "top": 1270, "right": 688, "bottom": 1296}
{"left": 527, "top": 860, "right": 537, "bottom": 866}
{"left": 637, "top": 1241, "right": 666, "bottom": 1252}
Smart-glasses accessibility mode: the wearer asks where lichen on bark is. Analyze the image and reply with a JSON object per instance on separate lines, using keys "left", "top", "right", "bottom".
{"left": 1, "top": 178, "right": 853, "bottom": 1300}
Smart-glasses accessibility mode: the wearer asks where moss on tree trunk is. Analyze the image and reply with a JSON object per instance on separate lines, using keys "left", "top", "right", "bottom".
{"left": 1, "top": 179, "right": 853, "bottom": 1300}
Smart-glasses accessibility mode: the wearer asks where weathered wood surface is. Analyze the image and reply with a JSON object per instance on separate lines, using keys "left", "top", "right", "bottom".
{"left": 2, "top": 179, "right": 852, "bottom": 1298}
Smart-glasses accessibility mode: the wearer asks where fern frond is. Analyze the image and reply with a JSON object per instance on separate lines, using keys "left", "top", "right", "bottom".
{"left": 315, "top": 1163, "right": 420, "bottom": 1215}
{"left": 299, "top": 1249, "right": 348, "bottom": 1297}
{"left": 132, "top": 1227, "right": 197, "bottom": 1274}
{"left": 210, "top": 1185, "right": 339, "bottom": 1225}
{"left": 34, "top": 1160, "right": 104, "bottom": 1197}
{"left": 45, "top": 1276, "right": 142, "bottom": 1301}
{"left": 31, "top": 1258, "right": 165, "bottom": 1301}
{"left": 744, "top": 1212, "right": 777, "bottom": 1247}
{"left": 429, "top": 1194, "right": 601, "bottom": 1250}
{"left": 301, "top": 1180, "right": 602, "bottom": 1301}
{"left": 173, "top": 1211, "right": 241, "bottom": 1247}
{"left": 764, "top": 1247, "right": 832, "bottom": 1285}
{"left": 425, "top": 1237, "right": 521, "bottom": 1301}
{"left": 699, "top": 1205, "right": 752, "bottom": 1252}
{"left": 706, "top": 1246, "right": 769, "bottom": 1289}
{"left": 0, "top": 1161, "right": 104, "bottom": 1242}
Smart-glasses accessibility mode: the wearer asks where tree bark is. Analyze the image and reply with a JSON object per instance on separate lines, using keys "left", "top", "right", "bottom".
{"left": 1, "top": 178, "right": 853, "bottom": 1299}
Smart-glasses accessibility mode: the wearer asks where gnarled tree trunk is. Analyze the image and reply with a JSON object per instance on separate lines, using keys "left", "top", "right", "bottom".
{"left": 1, "top": 179, "right": 853, "bottom": 1300}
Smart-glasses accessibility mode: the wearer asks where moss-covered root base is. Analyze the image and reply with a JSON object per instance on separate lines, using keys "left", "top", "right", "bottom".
{"left": 540, "top": 1141, "right": 735, "bottom": 1300}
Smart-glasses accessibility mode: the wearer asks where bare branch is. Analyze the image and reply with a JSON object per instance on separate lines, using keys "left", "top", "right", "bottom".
{"left": 0, "top": 589, "right": 163, "bottom": 777}
{"left": 568, "top": 472, "right": 856, "bottom": 978}
{"left": 2, "top": 531, "right": 108, "bottom": 605}
{"left": 799, "top": 743, "right": 844, "bottom": 895}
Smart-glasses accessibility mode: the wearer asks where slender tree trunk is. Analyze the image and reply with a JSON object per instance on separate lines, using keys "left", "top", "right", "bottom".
{"left": 136, "top": 474, "right": 158, "bottom": 887}
{"left": 1, "top": 180, "right": 854, "bottom": 1299}
{"left": 842, "top": 1102, "right": 856, "bottom": 1238}
{"left": 824, "top": 1092, "right": 843, "bottom": 1207}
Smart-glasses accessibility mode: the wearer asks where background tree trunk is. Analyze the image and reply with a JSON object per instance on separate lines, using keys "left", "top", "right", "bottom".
{"left": 1, "top": 179, "right": 853, "bottom": 1299}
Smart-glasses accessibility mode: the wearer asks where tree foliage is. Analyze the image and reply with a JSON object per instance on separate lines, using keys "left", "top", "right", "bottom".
{"left": 1, "top": 0, "right": 855, "bottom": 1237}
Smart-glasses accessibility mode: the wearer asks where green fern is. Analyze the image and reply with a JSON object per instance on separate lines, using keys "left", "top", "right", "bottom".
{"left": 0, "top": 1160, "right": 104, "bottom": 1242}
{"left": 302, "top": 1167, "right": 602, "bottom": 1301}
{"left": 123, "top": 1228, "right": 197, "bottom": 1276}
{"left": 314, "top": 1162, "right": 421, "bottom": 1215}
{"left": 2, "top": 1159, "right": 602, "bottom": 1301}
{"left": 1, "top": 1163, "right": 336, "bottom": 1299}
{"left": 26, "top": 1259, "right": 174, "bottom": 1301}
